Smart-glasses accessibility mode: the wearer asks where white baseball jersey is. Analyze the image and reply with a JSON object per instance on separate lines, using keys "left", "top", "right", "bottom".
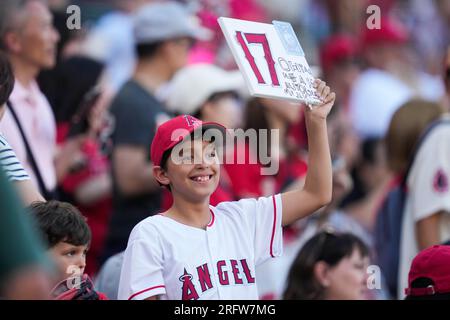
{"left": 118, "top": 194, "right": 283, "bottom": 300}
{"left": 398, "top": 117, "right": 450, "bottom": 298}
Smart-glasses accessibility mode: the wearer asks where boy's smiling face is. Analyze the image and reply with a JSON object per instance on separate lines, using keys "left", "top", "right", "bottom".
{"left": 49, "top": 241, "right": 88, "bottom": 283}
{"left": 156, "top": 139, "right": 220, "bottom": 202}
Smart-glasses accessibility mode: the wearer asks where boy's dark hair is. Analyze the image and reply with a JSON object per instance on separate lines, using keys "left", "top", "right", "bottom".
{"left": 159, "top": 148, "right": 172, "bottom": 191}
{"left": 0, "top": 52, "right": 14, "bottom": 106}
{"left": 28, "top": 201, "right": 91, "bottom": 248}
{"left": 136, "top": 42, "right": 163, "bottom": 59}
{"left": 284, "top": 231, "right": 369, "bottom": 300}
{"left": 160, "top": 148, "right": 172, "bottom": 172}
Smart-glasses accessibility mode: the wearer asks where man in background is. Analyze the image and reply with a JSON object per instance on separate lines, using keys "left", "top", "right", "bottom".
{"left": 103, "top": 2, "right": 210, "bottom": 260}
{"left": 0, "top": 0, "right": 60, "bottom": 198}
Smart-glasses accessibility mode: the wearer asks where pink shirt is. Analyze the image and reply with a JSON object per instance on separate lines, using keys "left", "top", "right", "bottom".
{"left": 0, "top": 79, "right": 57, "bottom": 191}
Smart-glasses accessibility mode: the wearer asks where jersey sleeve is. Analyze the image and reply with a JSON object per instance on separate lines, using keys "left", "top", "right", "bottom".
{"left": 118, "top": 223, "right": 166, "bottom": 300}
{"left": 408, "top": 125, "right": 450, "bottom": 222}
{"left": 235, "top": 194, "right": 283, "bottom": 266}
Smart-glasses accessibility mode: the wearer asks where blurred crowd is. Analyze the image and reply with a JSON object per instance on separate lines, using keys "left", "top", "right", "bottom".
{"left": 0, "top": 0, "right": 449, "bottom": 300}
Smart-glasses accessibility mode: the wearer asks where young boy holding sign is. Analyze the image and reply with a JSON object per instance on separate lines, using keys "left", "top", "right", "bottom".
{"left": 118, "top": 79, "right": 335, "bottom": 300}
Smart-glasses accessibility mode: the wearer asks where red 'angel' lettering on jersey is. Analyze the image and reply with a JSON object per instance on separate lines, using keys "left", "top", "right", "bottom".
{"left": 217, "top": 260, "right": 230, "bottom": 285}
{"left": 240, "top": 259, "right": 256, "bottom": 283}
{"left": 178, "top": 259, "right": 256, "bottom": 298}
{"left": 179, "top": 269, "right": 199, "bottom": 300}
{"left": 230, "top": 259, "right": 243, "bottom": 284}
{"left": 197, "top": 263, "right": 213, "bottom": 292}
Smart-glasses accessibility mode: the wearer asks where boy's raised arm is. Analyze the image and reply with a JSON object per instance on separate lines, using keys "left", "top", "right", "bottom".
{"left": 281, "top": 79, "right": 335, "bottom": 226}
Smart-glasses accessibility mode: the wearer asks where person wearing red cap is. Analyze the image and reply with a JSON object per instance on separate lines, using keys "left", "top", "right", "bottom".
{"left": 349, "top": 18, "right": 445, "bottom": 139}
{"left": 405, "top": 245, "right": 450, "bottom": 300}
{"left": 319, "top": 34, "right": 361, "bottom": 170}
{"left": 103, "top": 2, "right": 212, "bottom": 263}
{"left": 320, "top": 34, "right": 360, "bottom": 109}
{"left": 118, "top": 80, "right": 335, "bottom": 300}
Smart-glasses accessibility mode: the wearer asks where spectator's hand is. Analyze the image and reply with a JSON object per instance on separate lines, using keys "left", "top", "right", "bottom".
{"left": 55, "top": 136, "right": 88, "bottom": 182}
{"left": 306, "top": 79, "right": 335, "bottom": 120}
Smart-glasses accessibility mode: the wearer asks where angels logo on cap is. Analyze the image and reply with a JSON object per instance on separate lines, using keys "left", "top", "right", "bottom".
{"left": 184, "top": 115, "right": 201, "bottom": 127}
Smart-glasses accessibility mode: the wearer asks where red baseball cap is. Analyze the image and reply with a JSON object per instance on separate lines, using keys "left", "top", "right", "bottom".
{"left": 361, "top": 18, "right": 409, "bottom": 49}
{"left": 405, "top": 245, "right": 450, "bottom": 296}
{"left": 320, "top": 34, "right": 358, "bottom": 73}
{"left": 150, "top": 115, "right": 226, "bottom": 167}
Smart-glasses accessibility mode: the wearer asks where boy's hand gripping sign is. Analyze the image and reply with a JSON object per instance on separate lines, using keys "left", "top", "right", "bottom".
{"left": 218, "top": 17, "right": 321, "bottom": 106}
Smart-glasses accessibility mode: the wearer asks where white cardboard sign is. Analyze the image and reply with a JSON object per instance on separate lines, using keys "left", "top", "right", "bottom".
{"left": 218, "top": 17, "right": 321, "bottom": 105}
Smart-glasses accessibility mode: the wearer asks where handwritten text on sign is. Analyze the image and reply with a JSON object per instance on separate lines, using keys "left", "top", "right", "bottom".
{"left": 218, "top": 17, "right": 321, "bottom": 105}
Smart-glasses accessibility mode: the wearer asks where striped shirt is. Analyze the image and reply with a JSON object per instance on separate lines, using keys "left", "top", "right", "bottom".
{"left": 0, "top": 134, "right": 29, "bottom": 181}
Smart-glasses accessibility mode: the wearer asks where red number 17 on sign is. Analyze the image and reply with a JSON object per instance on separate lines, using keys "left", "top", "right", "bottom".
{"left": 235, "top": 31, "right": 280, "bottom": 87}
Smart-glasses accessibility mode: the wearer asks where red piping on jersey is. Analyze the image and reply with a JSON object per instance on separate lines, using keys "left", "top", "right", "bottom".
{"left": 128, "top": 285, "right": 165, "bottom": 300}
{"left": 270, "top": 195, "right": 277, "bottom": 258}
{"left": 207, "top": 209, "right": 215, "bottom": 227}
